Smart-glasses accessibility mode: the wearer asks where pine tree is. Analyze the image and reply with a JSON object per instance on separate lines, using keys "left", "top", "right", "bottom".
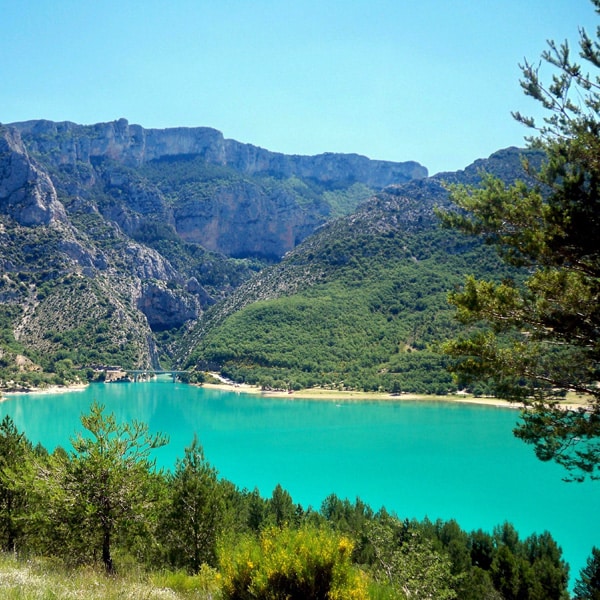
{"left": 441, "top": 0, "right": 600, "bottom": 480}
{"left": 159, "top": 435, "right": 224, "bottom": 572}
{"left": 575, "top": 547, "right": 600, "bottom": 600}
{"left": 34, "top": 401, "right": 168, "bottom": 572}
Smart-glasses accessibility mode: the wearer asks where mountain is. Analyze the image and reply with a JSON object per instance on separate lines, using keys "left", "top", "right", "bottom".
{"left": 0, "top": 119, "right": 426, "bottom": 389}
{"left": 177, "top": 147, "right": 543, "bottom": 394}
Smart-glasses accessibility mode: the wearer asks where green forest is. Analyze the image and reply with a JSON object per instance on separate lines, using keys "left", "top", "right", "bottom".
{"left": 2, "top": 405, "right": 593, "bottom": 600}
{"left": 184, "top": 205, "right": 517, "bottom": 396}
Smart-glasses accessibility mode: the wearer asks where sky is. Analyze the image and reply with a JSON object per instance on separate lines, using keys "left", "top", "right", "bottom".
{"left": 0, "top": 1, "right": 597, "bottom": 175}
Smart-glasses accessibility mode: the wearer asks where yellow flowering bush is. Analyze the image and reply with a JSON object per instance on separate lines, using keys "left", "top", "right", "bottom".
{"left": 219, "top": 525, "right": 368, "bottom": 600}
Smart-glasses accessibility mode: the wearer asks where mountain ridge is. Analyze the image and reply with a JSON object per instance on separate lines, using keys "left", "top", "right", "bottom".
{"left": 8, "top": 118, "right": 427, "bottom": 186}
{"left": 0, "top": 118, "right": 428, "bottom": 387}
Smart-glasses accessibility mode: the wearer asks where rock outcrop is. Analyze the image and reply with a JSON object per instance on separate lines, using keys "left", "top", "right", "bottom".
{"left": 0, "top": 127, "right": 68, "bottom": 226}
{"left": 137, "top": 281, "right": 200, "bottom": 331}
{"left": 10, "top": 118, "right": 427, "bottom": 186}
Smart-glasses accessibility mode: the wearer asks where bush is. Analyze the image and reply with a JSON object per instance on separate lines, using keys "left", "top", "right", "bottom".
{"left": 219, "top": 525, "right": 368, "bottom": 600}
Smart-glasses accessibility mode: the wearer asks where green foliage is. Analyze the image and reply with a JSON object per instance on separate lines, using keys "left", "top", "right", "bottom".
{"left": 189, "top": 221, "right": 508, "bottom": 394}
{"left": 0, "top": 416, "right": 33, "bottom": 552}
{"left": 219, "top": 525, "right": 368, "bottom": 600}
{"left": 151, "top": 565, "right": 223, "bottom": 597}
{"left": 366, "top": 515, "right": 457, "bottom": 600}
{"left": 159, "top": 435, "right": 225, "bottom": 572}
{"left": 440, "top": 3, "right": 600, "bottom": 479}
{"left": 28, "top": 402, "right": 168, "bottom": 573}
{"left": 574, "top": 546, "right": 600, "bottom": 600}
{"left": 322, "top": 182, "right": 374, "bottom": 218}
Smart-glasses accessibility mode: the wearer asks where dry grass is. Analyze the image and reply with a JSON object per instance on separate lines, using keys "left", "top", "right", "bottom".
{"left": 0, "top": 553, "right": 221, "bottom": 600}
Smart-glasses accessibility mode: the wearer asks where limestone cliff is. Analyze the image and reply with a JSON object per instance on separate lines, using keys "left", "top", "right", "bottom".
{"left": 0, "top": 118, "right": 428, "bottom": 378}
{"left": 10, "top": 118, "right": 427, "bottom": 185}
{"left": 0, "top": 126, "right": 68, "bottom": 227}
{"left": 7, "top": 119, "right": 427, "bottom": 261}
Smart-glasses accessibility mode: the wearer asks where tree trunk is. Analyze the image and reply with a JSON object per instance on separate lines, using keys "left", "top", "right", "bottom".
{"left": 102, "top": 527, "right": 114, "bottom": 574}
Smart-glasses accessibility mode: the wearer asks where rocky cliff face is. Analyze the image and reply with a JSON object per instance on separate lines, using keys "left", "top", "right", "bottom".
{"left": 7, "top": 119, "right": 427, "bottom": 261}
{"left": 0, "top": 126, "right": 68, "bottom": 227}
{"left": 11, "top": 118, "right": 427, "bottom": 186}
{"left": 0, "top": 118, "right": 428, "bottom": 376}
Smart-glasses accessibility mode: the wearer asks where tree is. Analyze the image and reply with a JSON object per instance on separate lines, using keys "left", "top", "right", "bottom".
{"left": 0, "top": 416, "right": 32, "bottom": 552}
{"left": 37, "top": 401, "right": 168, "bottom": 573}
{"left": 269, "top": 483, "right": 297, "bottom": 528}
{"left": 366, "top": 515, "right": 457, "bottom": 600}
{"left": 574, "top": 547, "right": 600, "bottom": 599}
{"left": 159, "top": 435, "right": 224, "bottom": 572}
{"left": 440, "top": 0, "right": 600, "bottom": 480}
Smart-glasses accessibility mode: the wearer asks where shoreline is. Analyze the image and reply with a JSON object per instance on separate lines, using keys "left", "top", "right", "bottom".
{"left": 1, "top": 382, "right": 89, "bottom": 399}
{"left": 201, "top": 382, "right": 521, "bottom": 408}
{"left": 201, "top": 381, "right": 591, "bottom": 411}
{"left": 2, "top": 378, "right": 590, "bottom": 412}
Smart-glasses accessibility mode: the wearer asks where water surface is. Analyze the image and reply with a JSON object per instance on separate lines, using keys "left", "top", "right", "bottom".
{"left": 3, "top": 379, "right": 598, "bottom": 583}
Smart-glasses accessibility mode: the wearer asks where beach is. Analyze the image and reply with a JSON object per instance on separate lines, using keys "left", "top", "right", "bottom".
{"left": 201, "top": 378, "right": 592, "bottom": 411}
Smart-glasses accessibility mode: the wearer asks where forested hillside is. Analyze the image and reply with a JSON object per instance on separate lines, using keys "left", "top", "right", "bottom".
{"left": 0, "top": 120, "right": 424, "bottom": 390}
{"left": 179, "top": 148, "right": 542, "bottom": 394}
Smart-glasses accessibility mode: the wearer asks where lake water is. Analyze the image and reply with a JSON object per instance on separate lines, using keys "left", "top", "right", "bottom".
{"left": 2, "top": 378, "right": 599, "bottom": 585}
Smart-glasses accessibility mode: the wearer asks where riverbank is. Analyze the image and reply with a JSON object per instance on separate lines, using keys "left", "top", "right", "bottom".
{"left": 3, "top": 376, "right": 591, "bottom": 412}
{"left": 202, "top": 382, "right": 516, "bottom": 408}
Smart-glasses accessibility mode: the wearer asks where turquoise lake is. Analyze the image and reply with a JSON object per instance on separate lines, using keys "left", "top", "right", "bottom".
{"left": 2, "top": 378, "right": 599, "bottom": 584}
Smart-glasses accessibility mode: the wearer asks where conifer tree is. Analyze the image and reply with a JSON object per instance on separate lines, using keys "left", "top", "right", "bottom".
{"left": 33, "top": 402, "right": 168, "bottom": 572}
{"left": 0, "top": 416, "right": 32, "bottom": 552}
{"left": 574, "top": 547, "right": 600, "bottom": 600}
{"left": 441, "top": 0, "right": 600, "bottom": 480}
{"left": 159, "top": 435, "right": 224, "bottom": 572}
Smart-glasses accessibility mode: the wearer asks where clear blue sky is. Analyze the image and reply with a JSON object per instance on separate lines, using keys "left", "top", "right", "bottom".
{"left": 1, "top": 0, "right": 596, "bottom": 175}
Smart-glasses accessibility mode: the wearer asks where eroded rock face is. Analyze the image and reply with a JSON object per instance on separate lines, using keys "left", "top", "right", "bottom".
{"left": 174, "top": 181, "right": 324, "bottom": 259}
{"left": 0, "top": 127, "right": 67, "bottom": 226}
{"left": 10, "top": 119, "right": 428, "bottom": 185}
{"left": 124, "top": 243, "right": 179, "bottom": 281}
{"left": 7, "top": 119, "right": 428, "bottom": 261}
{"left": 137, "top": 281, "right": 200, "bottom": 331}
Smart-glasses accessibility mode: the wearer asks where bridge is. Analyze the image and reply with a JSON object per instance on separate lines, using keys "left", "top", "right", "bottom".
{"left": 125, "top": 369, "right": 189, "bottom": 383}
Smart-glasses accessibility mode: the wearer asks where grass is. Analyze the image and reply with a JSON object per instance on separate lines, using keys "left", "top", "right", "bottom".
{"left": 0, "top": 553, "right": 222, "bottom": 600}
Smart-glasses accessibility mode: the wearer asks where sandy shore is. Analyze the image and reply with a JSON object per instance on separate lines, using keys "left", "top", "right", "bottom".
{"left": 1, "top": 382, "right": 89, "bottom": 398}
{"left": 202, "top": 382, "right": 515, "bottom": 408}
{"left": 201, "top": 379, "right": 593, "bottom": 411}
{"left": 2, "top": 377, "right": 590, "bottom": 412}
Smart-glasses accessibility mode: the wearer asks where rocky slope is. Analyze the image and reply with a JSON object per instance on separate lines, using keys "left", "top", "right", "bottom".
{"left": 0, "top": 119, "right": 426, "bottom": 382}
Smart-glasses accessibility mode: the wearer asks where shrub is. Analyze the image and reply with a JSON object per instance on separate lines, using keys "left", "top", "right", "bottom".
{"left": 219, "top": 525, "right": 368, "bottom": 600}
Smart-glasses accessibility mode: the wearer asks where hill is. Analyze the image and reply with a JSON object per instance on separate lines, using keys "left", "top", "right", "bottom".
{"left": 0, "top": 119, "right": 425, "bottom": 389}
{"left": 178, "top": 148, "right": 543, "bottom": 394}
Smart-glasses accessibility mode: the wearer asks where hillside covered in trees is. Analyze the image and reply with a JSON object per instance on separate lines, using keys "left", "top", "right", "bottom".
{"left": 178, "top": 148, "right": 542, "bottom": 395}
